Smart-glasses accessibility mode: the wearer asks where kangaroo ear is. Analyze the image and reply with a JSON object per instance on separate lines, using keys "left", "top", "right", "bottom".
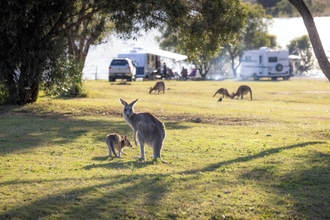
{"left": 130, "top": 99, "right": 138, "bottom": 106}
{"left": 119, "top": 98, "right": 127, "bottom": 106}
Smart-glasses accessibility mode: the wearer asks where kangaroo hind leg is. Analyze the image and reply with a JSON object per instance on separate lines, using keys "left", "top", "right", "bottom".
{"left": 152, "top": 137, "right": 164, "bottom": 159}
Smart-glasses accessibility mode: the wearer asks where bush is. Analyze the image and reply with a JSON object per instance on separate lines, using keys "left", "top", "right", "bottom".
{"left": 42, "top": 56, "right": 87, "bottom": 98}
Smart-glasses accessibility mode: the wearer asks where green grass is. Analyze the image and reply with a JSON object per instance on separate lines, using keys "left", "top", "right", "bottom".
{"left": 0, "top": 78, "right": 330, "bottom": 219}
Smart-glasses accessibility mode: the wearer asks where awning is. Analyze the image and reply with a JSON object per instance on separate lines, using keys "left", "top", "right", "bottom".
{"left": 146, "top": 48, "right": 187, "bottom": 62}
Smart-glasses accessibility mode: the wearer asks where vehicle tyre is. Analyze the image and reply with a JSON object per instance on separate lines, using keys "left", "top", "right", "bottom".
{"left": 271, "top": 77, "right": 277, "bottom": 81}
{"left": 109, "top": 77, "right": 115, "bottom": 82}
{"left": 276, "top": 64, "right": 283, "bottom": 72}
{"left": 127, "top": 77, "right": 132, "bottom": 82}
{"left": 283, "top": 76, "right": 290, "bottom": 80}
{"left": 253, "top": 74, "right": 259, "bottom": 81}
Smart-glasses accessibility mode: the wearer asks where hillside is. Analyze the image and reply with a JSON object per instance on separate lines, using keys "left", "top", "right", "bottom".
{"left": 242, "top": 0, "right": 330, "bottom": 17}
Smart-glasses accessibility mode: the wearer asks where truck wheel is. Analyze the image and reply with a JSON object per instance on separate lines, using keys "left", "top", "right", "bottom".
{"left": 253, "top": 74, "right": 259, "bottom": 81}
{"left": 109, "top": 78, "right": 115, "bottom": 82}
{"left": 127, "top": 77, "right": 132, "bottom": 82}
{"left": 271, "top": 77, "right": 277, "bottom": 81}
{"left": 283, "top": 76, "right": 290, "bottom": 80}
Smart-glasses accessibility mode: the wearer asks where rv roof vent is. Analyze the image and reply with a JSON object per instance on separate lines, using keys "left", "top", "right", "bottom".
{"left": 130, "top": 50, "right": 137, "bottom": 53}
{"left": 259, "top": 47, "right": 270, "bottom": 51}
{"left": 132, "top": 47, "right": 143, "bottom": 50}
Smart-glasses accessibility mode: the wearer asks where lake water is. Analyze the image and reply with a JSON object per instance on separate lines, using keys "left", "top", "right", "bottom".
{"left": 83, "top": 17, "right": 330, "bottom": 80}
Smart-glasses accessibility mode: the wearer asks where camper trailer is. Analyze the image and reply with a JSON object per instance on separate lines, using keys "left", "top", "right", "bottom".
{"left": 240, "top": 47, "right": 292, "bottom": 81}
{"left": 117, "top": 47, "right": 187, "bottom": 79}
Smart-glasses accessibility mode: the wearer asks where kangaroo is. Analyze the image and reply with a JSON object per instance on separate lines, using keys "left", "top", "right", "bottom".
{"left": 213, "top": 88, "right": 232, "bottom": 98}
{"left": 149, "top": 81, "right": 165, "bottom": 94}
{"left": 231, "top": 85, "right": 253, "bottom": 100}
{"left": 105, "top": 133, "right": 133, "bottom": 158}
{"left": 119, "top": 98, "right": 166, "bottom": 161}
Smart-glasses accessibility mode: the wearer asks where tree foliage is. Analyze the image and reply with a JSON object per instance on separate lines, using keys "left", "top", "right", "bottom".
{"left": 158, "top": 0, "right": 247, "bottom": 78}
{"left": 0, "top": 0, "right": 189, "bottom": 104}
{"left": 225, "top": 3, "right": 276, "bottom": 77}
{"left": 257, "top": 0, "right": 325, "bottom": 17}
{"left": 0, "top": 1, "right": 68, "bottom": 104}
{"left": 157, "top": 2, "right": 275, "bottom": 78}
{"left": 287, "top": 35, "right": 315, "bottom": 75}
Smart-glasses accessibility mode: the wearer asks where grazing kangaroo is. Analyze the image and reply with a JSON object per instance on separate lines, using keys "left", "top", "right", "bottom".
{"left": 213, "top": 88, "right": 232, "bottom": 98}
{"left": 105, "top": 133, "right": 133, "bottom": 158}
{"left": 149, "top": 81, "right": 165, "bottom": 94}
{"left": 119, "top": 98, "right": 166, "bottom": 161}
{"left": 231, "top": 85, "right": 253, "bottom": 100}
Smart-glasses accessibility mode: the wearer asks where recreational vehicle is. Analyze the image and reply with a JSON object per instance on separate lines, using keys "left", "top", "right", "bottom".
{"left": 116, "top": 47, "right": 187, "bottom": 79}
{"left": 240, "top": 47, "right": 292, "bottom": 80}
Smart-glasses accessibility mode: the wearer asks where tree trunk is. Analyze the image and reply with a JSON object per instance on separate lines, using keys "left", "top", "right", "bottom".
{"left": 289, "top": 0, "right": 330, "bottom": 81}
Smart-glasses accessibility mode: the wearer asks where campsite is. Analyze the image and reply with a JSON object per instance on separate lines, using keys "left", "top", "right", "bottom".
{"left": 1, "top": 78, "right": 329, "bottom": 219}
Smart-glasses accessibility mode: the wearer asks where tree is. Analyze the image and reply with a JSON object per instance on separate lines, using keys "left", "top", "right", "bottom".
{"left": 257, "top": 0, "right": 281, "bottom": 10}
{"left": 277, "top": 0, "right": 296, "bottom": 17}
{"left": 157, "top": 0, "right": 247, "bottom": 78}
{"left": 289, "top": 0, "right": 330, "bottom": 81}
{"left": 287, "top": 35, "right": 315, "bottom": 76}
{"left": 0, "top": 0, "right": 189, "bottom": 104}
{"left": 0, "top": 1, "right": 70, "bottom": 104}
{"left": 226, "top": 3, "right": 276, "bottom": 77}
{"left": 64, "top": 4, "right": 114, "bottom": 97}
{"left": 278, "top": 0, "right": 325, "bottom": 17}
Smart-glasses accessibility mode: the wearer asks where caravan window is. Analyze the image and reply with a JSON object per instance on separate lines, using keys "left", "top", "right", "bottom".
{"left": 268, "top": 57, "right": 278, "bottom": 62}
{"left": 245, "top": 55, "right": 252, "bottom": 62}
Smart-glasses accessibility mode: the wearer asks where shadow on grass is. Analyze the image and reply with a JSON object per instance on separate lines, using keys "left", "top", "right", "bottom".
{"left": 184, "top": 141, "right": 326, "bottom": 174}
{"left": 0, "top": 112, "right": 190, "bottom": 155}
{"left": 84, "top": 157, "right": 161, "bottom": 170}
{"left": 238, "top": 148, "right": 330, "bottom": 219}
{"left": 0, "top": 173, "right": 170, "bottom": 219}
{"left": 1, "top": 137, "right": 329, "bottom": 219}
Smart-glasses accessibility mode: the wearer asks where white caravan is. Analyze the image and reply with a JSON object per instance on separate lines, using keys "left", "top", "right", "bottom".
{"left": 117, "top": 47, "right": 187, "bottom": 79}
{"left": 240, "top": 47, "right": 292, "bottom": 80}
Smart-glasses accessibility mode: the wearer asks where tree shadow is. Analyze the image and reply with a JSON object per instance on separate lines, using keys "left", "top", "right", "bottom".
{"left": 0, "top": 112, "right": 191, "bottom": 155}
{"left": 0, "top": 172, "right": 173, "bottom": 219}
{"left": 238, "top": 147, "right": 330, "bottom": 219}
{"left": 0, "top": 114, "right": 131, "bottom": 155}
{"left": 84, "top": 157, "right": 156, "bottom": 170}
{"left": 183, "top": 141, "right": 326, "bottom": 174}
{"left": 1, "top": 134, "right": 328, "bottom": 219}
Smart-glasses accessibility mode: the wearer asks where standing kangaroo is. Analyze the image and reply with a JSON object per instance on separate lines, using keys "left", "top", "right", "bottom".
{"left": 105, "top": 133, "right": 133, "bottom": 158}
{"left": 149, "top": 81, "right": 165, "bottom": 94}
{"left": 119, "top": 98, "right": 166, "bottom": 161}
{"left": 231, "top": 85, "right": 253, "bottom": 100}
{"left": 213, "top": 88, "right": 232, "bottom": 98}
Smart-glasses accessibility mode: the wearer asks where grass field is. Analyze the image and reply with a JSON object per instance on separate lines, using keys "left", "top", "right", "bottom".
{"left": 0, "top": 78, "right": 329, "bottom": 219}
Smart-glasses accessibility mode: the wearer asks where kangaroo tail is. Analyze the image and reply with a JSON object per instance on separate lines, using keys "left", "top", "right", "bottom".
{"left": 106, "top": 141, "right": 118, "bottom": 157}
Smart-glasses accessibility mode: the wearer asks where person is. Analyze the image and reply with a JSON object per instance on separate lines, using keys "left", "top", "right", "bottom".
{"left": 180, "top": 67, "right": 188, "bottom": 80}
{"left": 162, "top": 62, "right": 167, "bottom": 79}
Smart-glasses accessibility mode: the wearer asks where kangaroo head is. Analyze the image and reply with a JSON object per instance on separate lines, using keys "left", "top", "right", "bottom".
{"left": 119, "top": 98, "right": 138, "bottom": 118}
{"left": 231, "top": 92, "right": 235, "bottom": 98}
{"left": 121, "top": 135, "right": 133, "bottom": 148}
{"left": 149, "top": 87, "right": 153, "bottom": 94}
